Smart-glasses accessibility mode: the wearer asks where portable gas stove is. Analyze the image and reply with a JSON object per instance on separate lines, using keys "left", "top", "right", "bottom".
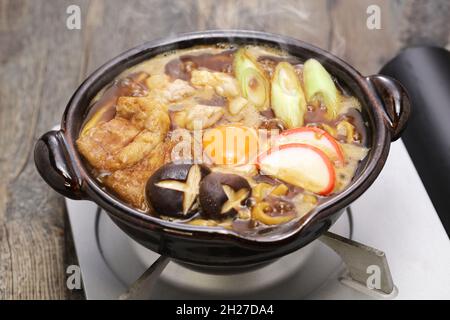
{"left": 66, "top": 140, "right": 450, "bottom": 299}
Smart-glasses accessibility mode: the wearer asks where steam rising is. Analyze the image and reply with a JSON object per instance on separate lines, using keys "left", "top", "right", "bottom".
{"left": 119, "top": 1, "right": 346, "bottom": 57}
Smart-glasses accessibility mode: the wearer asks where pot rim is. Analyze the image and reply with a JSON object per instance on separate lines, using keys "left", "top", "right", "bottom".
{"left": 60, "top": 30, "right": 391, "bottom": 246}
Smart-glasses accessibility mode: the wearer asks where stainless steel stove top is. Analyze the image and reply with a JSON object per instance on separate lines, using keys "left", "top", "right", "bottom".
{"left": 66, "top": 141, "right": 450, "bottom": 299}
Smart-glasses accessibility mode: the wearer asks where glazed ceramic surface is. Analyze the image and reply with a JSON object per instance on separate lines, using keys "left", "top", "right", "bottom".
{"left": 34, "top": 30, "right": 410, "bottom": 269}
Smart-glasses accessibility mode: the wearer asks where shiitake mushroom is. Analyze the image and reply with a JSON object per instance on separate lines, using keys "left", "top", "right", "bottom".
{"left": 146, "top": 163, "right": 211, "bottom": 218}
{"left": 199, "top": 172, "right": 251, "bottom": 219}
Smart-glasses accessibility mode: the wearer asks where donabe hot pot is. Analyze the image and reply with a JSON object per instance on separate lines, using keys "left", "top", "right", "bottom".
{"left": 34, "top": 31, "right": 410, "bottom": 272}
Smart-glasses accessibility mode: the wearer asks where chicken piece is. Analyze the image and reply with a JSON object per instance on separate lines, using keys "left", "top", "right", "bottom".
{"left": 172, "top": 105, "right": 224, "bottom": 130}
{"left": 103, "top": 142, "right": 169, "bottom": 209}
{"left": 191, "top": 70, "right": 239, "bottom": 98}
{"left": 224, "top": 103, "right": 262, "bottom": 128}
{"left": 228, "top": 96, "right": 248, "bottom": 115}
{"left": 190, "top": 69, "right": 216, "bottom": 87}
{"left": 145, "top": 74, "right": 170, "bottom": 90}
{"left": 161, "top": 79, "right": 195, "bottom": 102}
{"left": 77, "top": 118, "right": 141, "bottom": 171}
{"left": 214, "top": 72, "right": 240, "bottom": 97}
{"left": 141, "top": 78, "right": 195, "bottom": 108}
{"left": 165, "top": 129, "right": 196, "bottom": 163}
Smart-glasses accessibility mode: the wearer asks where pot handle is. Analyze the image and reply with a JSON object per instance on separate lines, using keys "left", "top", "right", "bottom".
{"left": 34, "top": 130, "right": 85, "bottom": 199}
{"left": 367, "top": 75, "right": 411, "bottom": 141}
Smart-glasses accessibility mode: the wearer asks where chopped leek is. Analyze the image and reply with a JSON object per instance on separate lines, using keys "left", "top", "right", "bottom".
{"left": 233, "top": 48, "right": 270, "bottom": 111}
{"left": 271, "top": 62, "right": 307, "bottom": 128}
{"left": 303, "top": 58, "right": 339, "bottom": 119}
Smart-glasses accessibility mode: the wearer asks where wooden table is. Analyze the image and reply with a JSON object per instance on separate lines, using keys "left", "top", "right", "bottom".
{"left": 0, "top": 0, "right": 449, "bottom": 300}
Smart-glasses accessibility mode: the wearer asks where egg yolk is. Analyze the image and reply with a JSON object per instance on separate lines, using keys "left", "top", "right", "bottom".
{"left": 203, "top": 125, "right": 259, "bottom": 165}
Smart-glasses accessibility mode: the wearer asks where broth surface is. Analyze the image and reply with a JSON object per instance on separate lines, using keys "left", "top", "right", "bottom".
{"left": 77, "top": 44, "right": 369, "bottom": 236}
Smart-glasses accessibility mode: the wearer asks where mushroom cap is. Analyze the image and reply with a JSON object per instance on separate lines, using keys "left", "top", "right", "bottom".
{"left": 199, "top": 172, "right": 251, "bottom": 219}
{"left": 146, "top": 163, "right": 210, "bottom": 218}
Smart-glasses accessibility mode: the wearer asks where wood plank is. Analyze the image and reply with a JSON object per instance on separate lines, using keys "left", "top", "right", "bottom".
{"left": 194, "top": 0, "right": 331, "bottom": 48}
{"left": 327, "top": 0, "right": 402, "bottom": 75}
{"left": 0, "top": 0, "right": 88, "bottom": 299}
{"left": 398, "top": 0, "right": 450, "bottom": 48}
{"left": 328, "top": 0, "right": 450, "bottom": 75}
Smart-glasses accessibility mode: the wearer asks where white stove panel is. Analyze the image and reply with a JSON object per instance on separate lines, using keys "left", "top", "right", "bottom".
{"left": 66, "top": 140, "right": 450, "bottom": 299}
